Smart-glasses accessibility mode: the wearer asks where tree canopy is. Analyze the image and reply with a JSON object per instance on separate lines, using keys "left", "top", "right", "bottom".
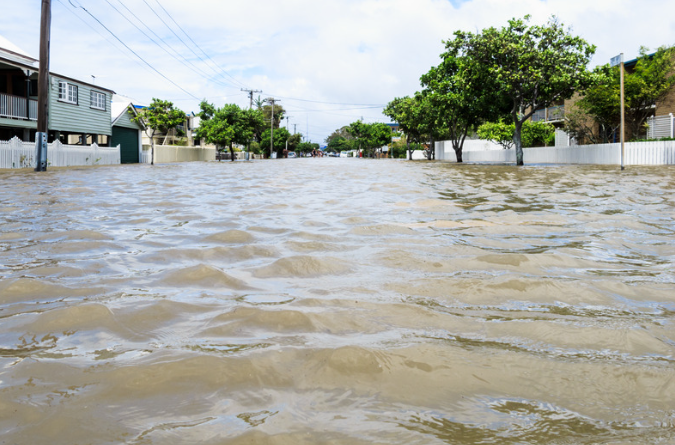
{"left": 196, "top": 101, "right": 265, "bottom": 161}
{"left": 261, "top": 127, "right": 291, "bottom": 158}
{"left": 444, "top": 15, "right": 595, "bottom": 164}
{"left": 345, "top": 121, "right": 392, "bottom": 156}
{"left": 326, "top": 127, "right": 357, "bottom": 152}
{"left": 131, "top": 98, "right": 185, "bottom": 165}
{"left": 477, "top": 120, "right": 555, "bottom": 149}
{"left": 565, "top": 45, "right": 675, "bottom": 143}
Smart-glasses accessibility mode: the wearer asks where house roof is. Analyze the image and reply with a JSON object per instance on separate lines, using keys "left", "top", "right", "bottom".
{"left": 0, "top": 34, "right": 37, "bottom": 62}
{"left": 0, "top": 33, "right": 115, "bottom": 93}
{"left": 111, "top": 95, "right": 145, "bottom": 128}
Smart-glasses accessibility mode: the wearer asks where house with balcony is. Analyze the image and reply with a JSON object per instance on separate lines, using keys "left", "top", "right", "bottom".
{"left": 531, "top": 102, "right": 565, "bottom": 125}
{"left": 0, "top": 35, "right": 114, "bottom": 145}
{"left": 542, "top": 49, "right": 675, "bottom": 144}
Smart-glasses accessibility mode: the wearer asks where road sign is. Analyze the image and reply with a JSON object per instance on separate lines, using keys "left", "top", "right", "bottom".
{"left": 610, "top": 54, "right": 623, "bottom": 67}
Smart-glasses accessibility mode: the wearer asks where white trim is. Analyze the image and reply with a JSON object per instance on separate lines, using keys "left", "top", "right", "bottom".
{"left": 58, "top": 81, "right": 78, "bottom": 105}
{"left": 90, "top": 90, "right": 106, "bottom": 111}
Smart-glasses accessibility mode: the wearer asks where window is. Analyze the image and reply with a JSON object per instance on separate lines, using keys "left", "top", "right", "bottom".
{"left": 90, "top": 91, "right": 106, "bottom": 110}
{"left": 58, "top": 81, "right": 78, "bottom": 104}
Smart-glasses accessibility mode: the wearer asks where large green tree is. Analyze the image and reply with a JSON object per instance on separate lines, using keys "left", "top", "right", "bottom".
{"left": 626, "top": 46, "right": 675, "bottom": 139}
{"left": 261, "top": 103, "right": 285, "bottom": 129}
{"left": 565, "top": 46, "right": 675, "bottom": 143}
{"left": 383, "top": 96, "right": 428, "bottom": 160}
{"left": 131, "top": 98, "right": 185, "bottom": 165}
{"left": 420, "top": 49, "right": 509, "bottom": 162}
{"left": 326, "top": 127, "right": 357, "bottom": 152}
{"left": 196, "top": 101, "right": 265, "bottom": 161}
{"left": 449, "top": 15, "right": 595, "bottom": 165}
{"left": 564, "top": 65, "right": 621, "bottom": 144}
{"left": 261, "top": 127, "right": 291, "bottom": 158}
{"left": 345, "top": 121, "right": 392, "bottom": 157}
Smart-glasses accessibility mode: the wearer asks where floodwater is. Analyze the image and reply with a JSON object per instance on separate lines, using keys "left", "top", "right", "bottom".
{"left": 1, "top": 158, "right": 674, "bottom": 444}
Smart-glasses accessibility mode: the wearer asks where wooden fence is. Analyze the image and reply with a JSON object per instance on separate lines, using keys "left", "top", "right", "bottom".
{"left": 0, "top": 137, "right": 120, "bottom": 169}
{"left": 436, "top": 140, "right": 675, "bottom": 165}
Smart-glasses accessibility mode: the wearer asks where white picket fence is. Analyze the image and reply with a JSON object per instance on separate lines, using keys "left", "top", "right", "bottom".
{"left": 436, "top": 140, "right": 675, "bottom": 165}
{"left": 0, "top": 137, "right": 120, "bottom": 169}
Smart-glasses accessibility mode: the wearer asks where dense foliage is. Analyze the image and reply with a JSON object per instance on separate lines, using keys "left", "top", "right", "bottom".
{"left": 564, "top": 46, "right": 675, "bottom": 143}
{"left": 196, "top": 101, "right": 265, "bottom": 161}
{"left": 384, "top": 15, "right": 596, "bottom": 165}
{"left": 131, "top": 98, "right": 185, "bottom": 165}
{"left": 477, "top": 120, "right": 555, "bottom": 149}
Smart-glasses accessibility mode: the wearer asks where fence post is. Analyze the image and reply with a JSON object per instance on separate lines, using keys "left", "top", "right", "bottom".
{"left": 670, "top": 113, "right": 674, "bottom": 138}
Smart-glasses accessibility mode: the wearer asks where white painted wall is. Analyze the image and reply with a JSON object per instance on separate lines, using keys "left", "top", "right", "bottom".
{"left": 436, "top": 139, "right": 675, "bottom": 165}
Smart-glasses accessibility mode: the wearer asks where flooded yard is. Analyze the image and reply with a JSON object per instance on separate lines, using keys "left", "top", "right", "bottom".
{"left": 1, "top": 158, "right": 674, "bottom": 444}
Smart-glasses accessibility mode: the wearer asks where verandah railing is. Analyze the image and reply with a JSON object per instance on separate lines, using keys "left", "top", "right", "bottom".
{"left": 0, "top": 92, "right": 38, "bottom": 120}
{"left": 646, "top": 114, "right": 675, "bottom": 139}
{"left": 0, "top": 137, "right": 120, "bottom": 169}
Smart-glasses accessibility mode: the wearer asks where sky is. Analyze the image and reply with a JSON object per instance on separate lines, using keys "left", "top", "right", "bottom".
{"left": 1, "top": 0, "right": 675, "bottom": 143}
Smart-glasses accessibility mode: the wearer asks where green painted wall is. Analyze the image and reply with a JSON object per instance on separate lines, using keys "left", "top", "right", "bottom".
{"left": 48, "top": 75, "right": 112, "bottom": 135}
{"left": 0, "top": 116, "right": 35, "bottom": 129}
{"left": 112, "top": 126, "right": 139, "bottom": 164}
{"left": 114, "top": 107, "right": 143, "bottom": 130}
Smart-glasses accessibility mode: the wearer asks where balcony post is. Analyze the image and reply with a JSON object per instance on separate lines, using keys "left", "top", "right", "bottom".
{"left": 25, "top": 71, "right": 31, "bottom": 120}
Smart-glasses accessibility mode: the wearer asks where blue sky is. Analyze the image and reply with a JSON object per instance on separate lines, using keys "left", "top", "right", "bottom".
{"left": 2, "top": 0, "right": 674, "bottom": 143}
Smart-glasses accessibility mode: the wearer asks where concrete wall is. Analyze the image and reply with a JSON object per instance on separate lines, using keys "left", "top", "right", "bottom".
{"left": 144, "top": 144, "right": 216, "bottom": 163}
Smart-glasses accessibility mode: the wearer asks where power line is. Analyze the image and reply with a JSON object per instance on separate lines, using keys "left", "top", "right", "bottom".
{"left": 150, "top": 0, "right": 248, "bottom": 89}
{"left": 104, "top": 0, "right": 242, "bottom": 91}
{"left": 55, "top": 0, "right": 147, "bottom": 72}
{"left": 105, "top": 0, "right": 240, "bottom": 87}
{"left": 241, "top": 88, "right": 263, "bottom": 109}
{"left": 66, "top": 0, "right": 200, "bottom": 100}
{"left": 142, "top": 0, "right": 247, "bottom": 89}
{"left": 267, "top": 94, "right": 386, "bottom": 106}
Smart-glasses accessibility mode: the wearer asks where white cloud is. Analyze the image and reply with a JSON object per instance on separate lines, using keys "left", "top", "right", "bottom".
{"left": 2, "top": 0, "right": 675, "bottom": 142}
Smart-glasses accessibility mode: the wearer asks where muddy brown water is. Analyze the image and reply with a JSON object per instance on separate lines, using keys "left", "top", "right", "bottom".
{"left": 1, "top": 158, "right": 674, "bottom": 444}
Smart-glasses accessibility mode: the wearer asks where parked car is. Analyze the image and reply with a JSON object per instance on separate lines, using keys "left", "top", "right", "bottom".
{"left": 288, "top": 151, "right": 297, "bottom": 158}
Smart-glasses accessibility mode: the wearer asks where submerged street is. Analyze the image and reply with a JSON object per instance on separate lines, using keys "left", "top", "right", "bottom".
{"left": 1, "top": 158, "right": 674, "bottom": 444}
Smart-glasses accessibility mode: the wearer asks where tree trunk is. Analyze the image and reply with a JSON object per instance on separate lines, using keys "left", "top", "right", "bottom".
{"left": 407, "top": 138, "right": 412, "bottom": 160}
{"left": 454, "top": 145, "right": 463, "bottom": 163}
{"left": 149, "top": 129, "right": 155, "bottom": 166}
{"left": 514, "top": 120, "right": 524, "bottom": 166}
{"left": 430, "top": 135, "right": 435, "bottom": 160}
{"left": 230, "top": 143, "right": 235, "bottom": 162}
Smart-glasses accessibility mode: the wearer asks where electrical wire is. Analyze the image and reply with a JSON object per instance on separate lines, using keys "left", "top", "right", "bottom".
{"left": 149, "top": 0, "right": 248, "bottom": 89}
{"left": 54, "top": 0, "right": 147, "bottom": 73}
{"left": 66, "top": 0, "right": 200, "bottom": 99}
{"left": 104, "top": 0, "right": 242, "bottom": 91}
{"left": 266, "top": 94, "right": 386, "bottom": 107}
{"left": 141, "top": 0, "right": 248, "bottom": 89}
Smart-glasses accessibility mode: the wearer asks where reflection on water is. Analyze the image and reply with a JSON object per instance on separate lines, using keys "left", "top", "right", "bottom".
{"left": 1, "top": 159, "right": 674, "bottom": 444}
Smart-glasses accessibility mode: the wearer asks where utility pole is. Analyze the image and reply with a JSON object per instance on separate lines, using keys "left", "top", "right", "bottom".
{"left": 266, "top": 97, "right": 279, "bottom": 158}
{"left": 241, "top": 88, "right": 262, "bottom": 109}
{"left": 293, "top": 123, "right": 297, "bottom": 135}
{"left": 620, "top": 55, "right": 625, "bottom": 171}
{"left": 610, "top": 53, "right": 625, "bottom": 170}
{"left": 35, "top": 0, "right": 51, "bottom": 172}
